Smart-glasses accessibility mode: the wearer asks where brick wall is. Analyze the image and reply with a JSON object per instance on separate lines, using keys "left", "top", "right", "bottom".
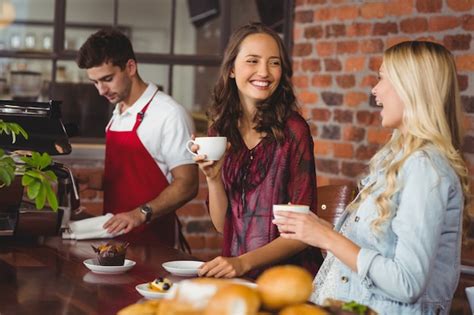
{"left": 292, "top": 0, "right": 474, "bottom": 198}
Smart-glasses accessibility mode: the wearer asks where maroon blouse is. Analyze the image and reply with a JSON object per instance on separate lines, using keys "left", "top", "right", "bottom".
{"left": 219, "top": 111, "right": 323, "bottom": 278}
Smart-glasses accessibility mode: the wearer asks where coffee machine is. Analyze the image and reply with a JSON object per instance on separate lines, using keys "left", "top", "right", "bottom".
{"left": 0, "top": 99, "right": 79, "bottom": 236}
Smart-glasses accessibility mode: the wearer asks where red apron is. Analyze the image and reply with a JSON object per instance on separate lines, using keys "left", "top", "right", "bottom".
{"left": 103, "top": 90, "right": 176, "bottom": 246}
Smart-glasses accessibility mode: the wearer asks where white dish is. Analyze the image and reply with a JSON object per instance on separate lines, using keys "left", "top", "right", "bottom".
{"left": 83, "top": 258, "right": 136, "bottom": 274}
{"left": 136, "top": 282, "right": 176, "bottom": 299}
{"left": 162, "top": 260, "right": 204, "bottom": 276}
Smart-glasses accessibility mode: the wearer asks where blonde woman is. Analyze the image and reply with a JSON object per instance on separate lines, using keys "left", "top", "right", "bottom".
{"left": 274, "top": 41, "right": 469, "bottom": 314}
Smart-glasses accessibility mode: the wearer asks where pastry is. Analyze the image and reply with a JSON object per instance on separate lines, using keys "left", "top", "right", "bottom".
{"left": 91, "top": 242, "right": 129, "bottom": 266}
{"left": 149, "top": 277, "right": 173, "bottom": 292}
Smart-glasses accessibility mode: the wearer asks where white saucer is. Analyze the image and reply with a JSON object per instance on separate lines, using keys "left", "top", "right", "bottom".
{"left": 83, "top": 258, "right": 136, "bottom": 274}
{"left": 135, "top": 282, "right": 176, "bottom": 299}
{"left": 162, "top": 260, "right": 204, "bottom": 276}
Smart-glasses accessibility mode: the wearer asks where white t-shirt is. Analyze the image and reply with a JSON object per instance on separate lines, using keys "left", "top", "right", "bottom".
{"left": 106, "top": 83, "right": 195, "bottom": 183}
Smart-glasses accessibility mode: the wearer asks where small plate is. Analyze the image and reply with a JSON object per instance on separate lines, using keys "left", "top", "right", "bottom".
{"left": 162, "top": 260, "right": 204, "bottom": 276}
{"left": 135, "top": 283, "right": 176, "bottom": 299}
{"left": 83, "top": 258, "right": 136, "bottom": 274}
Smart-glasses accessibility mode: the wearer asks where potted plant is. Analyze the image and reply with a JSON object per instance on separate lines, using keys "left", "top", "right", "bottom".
{"left": 0, "top": 119, "right": 61, "bottom": 236}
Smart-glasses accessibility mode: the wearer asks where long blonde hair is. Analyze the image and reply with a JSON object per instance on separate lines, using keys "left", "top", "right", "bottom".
{"left": 349, "top": 41, "right": 469, "bottom": 235}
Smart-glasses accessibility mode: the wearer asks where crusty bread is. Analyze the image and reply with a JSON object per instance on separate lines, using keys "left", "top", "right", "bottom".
{"left": 204, "top": 284, "right": 260, "bottom": 315}
{"left": 117, "top": 300, "right": 160, "bottom": 315}
{"left": 279, "top": 303, "right": 330, "bottom": 315}
{"left": 256, "top": 265, "right": 313, "bottom": 311}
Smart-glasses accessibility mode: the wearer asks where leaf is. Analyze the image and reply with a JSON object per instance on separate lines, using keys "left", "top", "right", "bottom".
{"left": 38, "top": 153, "right": 52, "bottom": 170}
{"left": 44, "top": 170, "right": 57, "bottom": 182}
{"left": 44, "top": 183, "right": 58, "bottom": 211}
{"left": 21, "top": 174, "right": 35, "bottom": 186}
{"left": 35, "top": 185, "right": 47, "bottom": 210}
{"left": 25, "top": 170, "right": 43, "bottom": 180}
{"left": 0, "top": 167, "right": 12, "bottom": 186}
{"left": 26, "top": 180, "right": 41, "bottom": 199}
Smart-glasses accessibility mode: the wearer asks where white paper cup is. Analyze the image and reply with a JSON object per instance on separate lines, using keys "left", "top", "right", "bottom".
{"left": 466, "top": 286, "right": 474, "bottom": 313}
{"left": 273, "top": 204, "right": 310, "bottom": 220}
{"left": 186, "top": 137, "right": 227, "bottom": 161}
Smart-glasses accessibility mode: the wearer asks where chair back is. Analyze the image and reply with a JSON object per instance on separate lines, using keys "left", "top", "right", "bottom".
{"left": 317, "top": 184, "right": 358, "bottom": 227}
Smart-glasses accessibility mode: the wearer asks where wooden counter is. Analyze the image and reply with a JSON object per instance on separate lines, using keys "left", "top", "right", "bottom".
{"left": 0, "top": 237, "right": 196, "bottom": 315}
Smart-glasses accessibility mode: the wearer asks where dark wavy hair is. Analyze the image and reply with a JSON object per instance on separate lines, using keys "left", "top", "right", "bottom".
{"left": 208, "top": 22, "right": 298, "bottom": 150}
{"left": 76, "top": 28, "right": 135, "bottom": 70}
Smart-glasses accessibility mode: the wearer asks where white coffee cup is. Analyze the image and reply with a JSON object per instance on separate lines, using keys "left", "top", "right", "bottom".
{"left": 273, "top": 204, "right": 310, "bottom": 220}
{"left": 186, "top": 137, "right": 227, "bottom": 161}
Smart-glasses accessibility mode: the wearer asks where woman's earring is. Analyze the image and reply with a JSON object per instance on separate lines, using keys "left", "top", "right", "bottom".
{"left": 230, "top": 73, "right": 235, "bottom": 78}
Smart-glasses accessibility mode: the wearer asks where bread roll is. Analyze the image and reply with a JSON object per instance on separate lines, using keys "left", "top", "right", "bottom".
{"left": 117, "top": 300, "right": 160, "bottom": 315}
{"left": 204, "top": 284, "right": 260, "bottom": 315}
{"left": 279, "top": 303, "right": 329, "bottom": 315}
{"left": 256, "top": 265, "right": 313, "bottom": 310}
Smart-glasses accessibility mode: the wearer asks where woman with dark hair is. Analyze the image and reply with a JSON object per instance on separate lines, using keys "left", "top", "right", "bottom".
{"left": 194, "top": 22, "right": 323, "bottom": 279}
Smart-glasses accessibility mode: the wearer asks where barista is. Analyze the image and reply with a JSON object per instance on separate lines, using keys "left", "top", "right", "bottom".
{"left": 76, "top": 29, "right": 198, "bottom": 247}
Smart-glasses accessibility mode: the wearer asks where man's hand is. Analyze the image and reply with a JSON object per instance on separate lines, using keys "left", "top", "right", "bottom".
{"left": 103, "top": 209, "right": 145, "bottom": 234}
{"left": 197, "top": 256, "right": 250, "bottom": 278}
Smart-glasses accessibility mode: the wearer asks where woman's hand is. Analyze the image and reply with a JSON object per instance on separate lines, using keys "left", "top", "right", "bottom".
{"left": 189, "top": 138, "right": 229, "bottom": 181}
{"left": 198, "top": 256, "right": 249, "bottom": 278}
{"left": 273, "top": 211, "right": 335, "bottom": 250}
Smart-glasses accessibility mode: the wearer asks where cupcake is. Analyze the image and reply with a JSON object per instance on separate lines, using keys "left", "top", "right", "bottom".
{"left": 91, "top": 242, "right": 129, "bottom": 266}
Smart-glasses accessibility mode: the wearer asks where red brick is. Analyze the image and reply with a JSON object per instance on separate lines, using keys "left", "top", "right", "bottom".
{"left": 177, "top": 203, "right": 208, "bottom": 217}
{"left": 443, "top": 34, "right": 472, "bottom": 51}
{"left": 336, "top": 75, "right": 356, "bottom": 88}
{"left": 322, "top": 92, "right": 343, "bottom": 106}
{"left": 293, "top": 43, "right": 313, "bottom": 56}
{"left": 360, "top": 75, "right": 378, "bottom": 88}
{"left": 345, "top": 91, "right": 369, "bottom": 107}
{"left": 416, "top": 0, "right": 442, "bottom": 12}
{"left": 343, "top": 126, "right": 366, "bottom": 142}
{"left": 314, "top": 140, "right": 333, "bottom": 155}
{"left": 316, "top": 159, "right": 340, "bottom": 174}
{"left": 336, "top": 41, "right": 359, "bottom": 54}
{"left": 293, "top": 60, "right": 301, "bottom": 72}
{"left": 463, "top": 136, "right": 474, "bottom": 153}
{"left": 325, "top": 24, "right": 346, "bottom": 38}
{"left": 317, "top": 176, "right": 331, "bottom": 186}
{"left": 335, "top": 5, "right": 359, "bottom": 20}
{"left": 345, "top": 56, "right": 366, "bottom": 72}
{"left": 334, "top": 109, "right": 354, "bottom": 123}
{"left": 463, "top": 14, "right": 474, "bottom": 31}
{"left": 360, "top": 39, "right": 385, "bottom": 54}
{"left": 186, "top": 235, "right": 205, "bottom": 250}
{"left": 347, "top": 23, "right": 372, "bottom": 37}
{"left": 400, "top": 17, "right": 429, "bottom": 33}
{"left": 367, "top": 128, "right": 392, "bottom": 145}
{"left": 357, "top": 110, "right": 381, "bottom": 126}
{"left": 197, "top": 187, "right": 208, "bottom": 200}
{"left": 386, "top": 36, "right": 412, "bottom": 48}
{"left": 80, "top": 189, "right": 98, "bottom": 200}
{"left": 387, "top": 0, "right": 414, "bottom": 16}
{"left": 298, "top": 91, "right": 319, "bottom": 104}
{"left": 295, "top": 0, "right": 306, "bottom": 5}
{"left": 81, "top": 201, "right": 103, "bottom": 216}
{"left": 324, "top": 58, "right": 342, "bottom": 71}
{"left": 295, "top": 10, "right": 314, "bottom": 23}
{"left": 312, "top": 108, "right": 332, "bottom": 121}
{"left": 314, "top": 8, "right": 333, "bottom": 21}
{"left": 355, "top": 144, "right": 380, "bottom": 160}
{"left": 369, "top": 56, "right": 383, "bottom": 72}
{"left": 447, "top": 0, "right": 473, "bottom": 11}
{"left": 304, "top": 25, "right": 324, "bottom": 39}
{"left": 302, "top": 59, "right": 322, "bottom": 72}
{"left": 428, "top": 16, "right": 461, "bottom": 31}
{"left": 341, "top": 161, "right": 367, "bottom": 177}
{"left": 293, "top": 25, "right": 303, "bottom": 41}
{"left": 293, "top": 75, "right": 309, "bottom": 88}
{"left": 328, "top": 178, "right": 357, "bottom": 186}
{"left": 458, "top": 74, "right": 468, "bottom": 92}
{"left": 312, "top": 75, "right": 332, "bottom": 87}
{"left": 361, "top": 3, "right": 386, "bottom": 19}
{"left": 456, "top": 54, "right": 474, "bottom": 71}
{"left": 373, "top": 22, "right": 398, "bottom": 36}
{"left": 315, "top": 41, "right": 336, "bottom": 57}
{"left": 334, "top": 143, "right": 354, "bottom": 158}
{"left": 205, "top": 235, "right": 223, "bottom": 248}
{"left": 308, "top": 0, "right": 327, "bottom": 4}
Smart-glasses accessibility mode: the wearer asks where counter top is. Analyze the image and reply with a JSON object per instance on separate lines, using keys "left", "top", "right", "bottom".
{"left": 0, "top": 236, "right": 196, "bottom": 315}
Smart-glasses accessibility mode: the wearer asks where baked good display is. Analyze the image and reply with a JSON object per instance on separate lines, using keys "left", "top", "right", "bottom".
{"left": 91, "top": 242, "right": 129, "bottom": 266}
{"left": 204, "top": 284, "right": 260, "bottom": 315}
{"left": 149, "top": 277, "right": 173, "bottom": 292}
{"left": 279, "top": 303, "right": 330, "bottom": 315}
{"left": 256, "top": 265, "right": 313, "bottom": 311}
{"left": 117, "top": 300, "right": 160, "bottom": 315}
{"left": 322, "top": 299, "right": 378, "bottom": 315}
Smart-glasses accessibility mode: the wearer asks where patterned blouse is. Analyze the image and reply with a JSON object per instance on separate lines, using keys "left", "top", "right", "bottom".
{"left": 218, "top": 111, "right": 323, "bottom": 278}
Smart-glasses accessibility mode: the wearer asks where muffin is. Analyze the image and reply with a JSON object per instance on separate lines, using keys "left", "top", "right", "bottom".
{"left": 91, "top": 242, "right": 129, "bottom": 266}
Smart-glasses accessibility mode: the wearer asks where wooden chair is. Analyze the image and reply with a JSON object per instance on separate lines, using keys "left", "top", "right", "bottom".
{"left": 316, "top": 184, "right": 358, "bottom": 227}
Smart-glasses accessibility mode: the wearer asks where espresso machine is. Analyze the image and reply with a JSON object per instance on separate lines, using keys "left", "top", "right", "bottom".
{"left": 0, "top": 99, "right": 79, "bottom": 236}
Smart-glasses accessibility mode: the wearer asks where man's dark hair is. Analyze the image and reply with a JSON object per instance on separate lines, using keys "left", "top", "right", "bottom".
{"left": 76, "top": 28, "right": 136, "bottom": 70}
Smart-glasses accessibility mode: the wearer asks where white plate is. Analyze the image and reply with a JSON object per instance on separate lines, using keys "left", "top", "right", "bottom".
{"left": 83, "top": 258, "right": 136, "bottom": 274}
{"left": 135, "top": 282, "right": 176, "bottom": 299}
{"left": 162, "top": 260, "right": 204, "bottom": 276}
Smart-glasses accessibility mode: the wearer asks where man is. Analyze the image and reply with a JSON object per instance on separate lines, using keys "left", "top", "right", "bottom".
{"left": 76, "top": 28, "right": 198, "bottom": 247}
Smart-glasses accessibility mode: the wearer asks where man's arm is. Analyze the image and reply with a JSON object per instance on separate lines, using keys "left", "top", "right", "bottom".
{"left": 103, "top": 164, "right": 199, "bottom": 234}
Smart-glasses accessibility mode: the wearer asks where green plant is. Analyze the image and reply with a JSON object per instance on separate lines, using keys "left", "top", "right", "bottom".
{"left": 0, "top": 119, "right": 58, "bottom": 211}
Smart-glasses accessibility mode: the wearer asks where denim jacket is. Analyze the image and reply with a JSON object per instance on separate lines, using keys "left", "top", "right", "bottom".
{"left": 321, "top": 149, "right": 464, "bottom": 314}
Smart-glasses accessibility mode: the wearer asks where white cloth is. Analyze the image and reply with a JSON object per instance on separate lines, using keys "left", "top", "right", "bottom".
{"left": 62, "top": 214, "right": 122, "bottom": 240}
{"left": 107, "top": 83, "right": 195, "bottom": 183}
